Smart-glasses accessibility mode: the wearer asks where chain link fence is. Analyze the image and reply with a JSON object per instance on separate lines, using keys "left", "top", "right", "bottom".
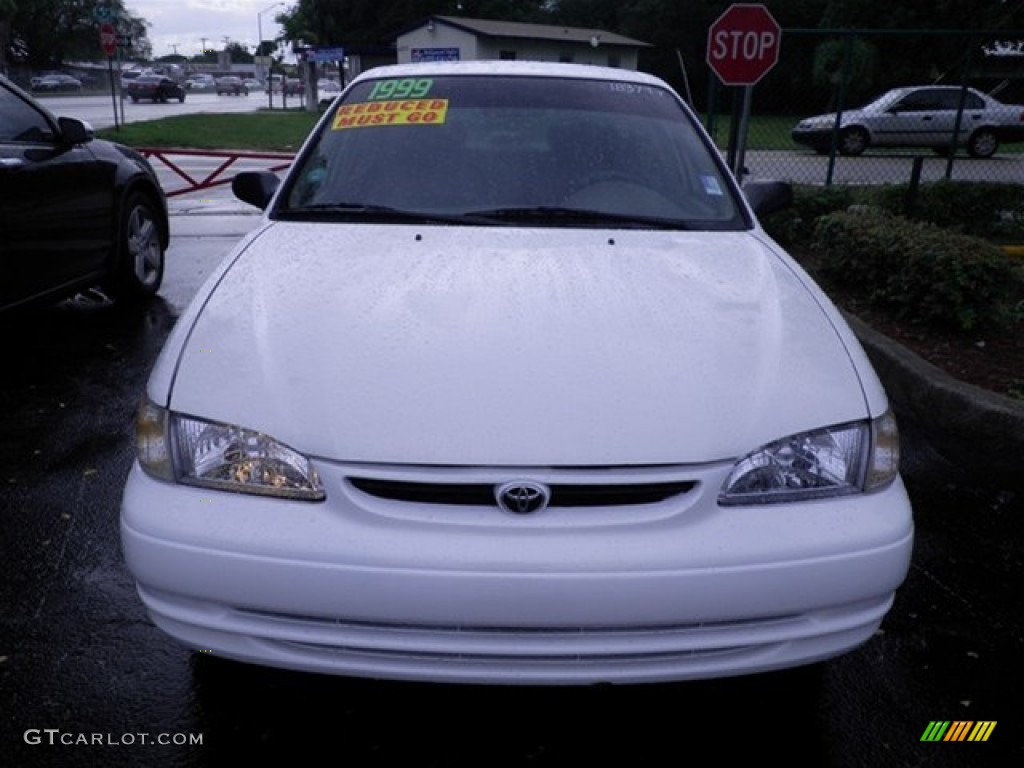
{"left": 695, "top": 28, "right": 1024, "bottom": 187}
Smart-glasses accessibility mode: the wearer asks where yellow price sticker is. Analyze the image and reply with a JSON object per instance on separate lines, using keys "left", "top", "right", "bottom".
{"left": 333, "top": 99, "right": 449, "bottom": 130}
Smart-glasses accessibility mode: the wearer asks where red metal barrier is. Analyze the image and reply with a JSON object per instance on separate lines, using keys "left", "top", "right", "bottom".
{"left": 139, "top": 148, "right": 295, "bottom": 197}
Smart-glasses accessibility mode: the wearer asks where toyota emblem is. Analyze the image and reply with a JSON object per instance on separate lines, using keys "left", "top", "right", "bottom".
{"left": 495, "top": 481, "right": 551, "bottom": 515}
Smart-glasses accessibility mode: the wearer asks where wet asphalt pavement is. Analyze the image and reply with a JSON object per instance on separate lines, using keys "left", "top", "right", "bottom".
{"left": 1, "top": 209, "right": 1021, "bottom": 767}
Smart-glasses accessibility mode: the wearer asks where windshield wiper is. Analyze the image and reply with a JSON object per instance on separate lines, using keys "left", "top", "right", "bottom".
{"left": 462, "top": 206, "right": 689, "bottom": 230}
{"left": 276, "top": 203, "right": 495, "bottom": 226}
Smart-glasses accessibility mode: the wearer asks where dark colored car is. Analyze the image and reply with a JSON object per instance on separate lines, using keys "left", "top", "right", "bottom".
{"left": 126, "top": 75, "right": 186, "bottom": 104}
{"left": 216, "top": 76, "right": 248, "bottom": 96}
{"left": 31, "top": 73, "right": 83, "bottom": 92}
{"left": 0, "top": 74, "right": 169, "bottom": 313}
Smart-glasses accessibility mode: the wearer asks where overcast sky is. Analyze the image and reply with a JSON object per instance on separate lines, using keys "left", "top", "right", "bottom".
{"left": 125, "top": 0, "right": 288, "bottom": 59}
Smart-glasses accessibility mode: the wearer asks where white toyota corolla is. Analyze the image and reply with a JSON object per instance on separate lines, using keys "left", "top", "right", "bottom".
{"left": 121, "top": 61, "right": 913, "bottom": 685}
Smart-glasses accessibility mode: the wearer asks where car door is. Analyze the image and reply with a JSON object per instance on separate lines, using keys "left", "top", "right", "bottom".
{"left": 882, "top": 88, "right": 949, "bottom": 146}
{"left": 0, "top": 80, "right": 114, "bottom": 311}
{"left": 938, "top": 90, "right": 988, "bottom": 144}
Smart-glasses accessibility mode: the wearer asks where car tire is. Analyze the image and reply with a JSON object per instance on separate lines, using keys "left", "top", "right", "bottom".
{"left": 837, "top": 127, "right": 869, "bottom": 156}
{"left": 109, "top": 191, "right": 165, "bottom": 301}
{"left": 967, "top": 129, "right": 998, "bottom": 159}
{"left": 179, "top": 94, "right": 186, "bottom": 103}
{"left": 130, "top": 95, "right": 138, "bottom": 103}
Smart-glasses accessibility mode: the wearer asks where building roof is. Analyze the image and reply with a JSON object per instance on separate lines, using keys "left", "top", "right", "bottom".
{"left": 410, "top": 15, "right": 651, "bottom": 49}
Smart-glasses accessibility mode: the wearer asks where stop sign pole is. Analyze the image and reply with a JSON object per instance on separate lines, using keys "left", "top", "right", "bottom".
{"left": 706, "top": 4, "right": 781, "bottom": 177}
{"left": 100, "top": 22, "right": 120, "bottom": 129}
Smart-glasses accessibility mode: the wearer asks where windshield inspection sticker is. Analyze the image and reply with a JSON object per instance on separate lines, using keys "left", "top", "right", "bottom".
{"left": 332, "top": 99, "right": 449, "bottom": 130}
{"left": 700, "top": 175, "right": 724, "bottom": 196}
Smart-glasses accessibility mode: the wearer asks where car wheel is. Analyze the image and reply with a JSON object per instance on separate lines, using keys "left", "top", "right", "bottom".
{"left": 838, "top": 127, "right": 869, "bottom": 156}
{"left": 109, "top": 192, "right": 164, "bottom": 301}
{"left": 179, "top": 94, "right": 186, "bottom": 103}
{"left": 130, "top": 95, "right": 138, "bottom": 103}
{"left": 967, "top": 129, "right": 998, "bottom": 159}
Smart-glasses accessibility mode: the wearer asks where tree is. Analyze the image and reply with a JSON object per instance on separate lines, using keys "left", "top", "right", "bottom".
{"left": 226, "top": 41, "right": 253, "bottom": 63}
{"left": 275, "top": 0, "right": 549, "bottom": 49}
{"left": 1, "top": 0, "right": 16, "bottom": 72}
{"left": 2, "top": 0, "right": 152, "bottom": 69}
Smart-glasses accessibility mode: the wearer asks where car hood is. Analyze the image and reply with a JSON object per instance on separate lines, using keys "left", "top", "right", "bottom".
{"left": 164, "top": 223, "right": 869, "bottom": 465}
{"left": 798, "top": 109, "right": 866, "bottom": 127}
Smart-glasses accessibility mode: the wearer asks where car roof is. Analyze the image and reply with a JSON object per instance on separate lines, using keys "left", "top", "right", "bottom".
{"left": 349, "top": 60, "right": 668, "bottom": 88}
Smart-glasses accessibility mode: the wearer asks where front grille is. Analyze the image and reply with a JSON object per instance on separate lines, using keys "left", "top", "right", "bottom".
{"left": 349, "top": 478, "right": 695, "bottom": 507}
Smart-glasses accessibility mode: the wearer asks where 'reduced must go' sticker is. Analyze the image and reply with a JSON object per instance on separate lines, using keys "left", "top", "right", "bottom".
{"left": 332, "top": 99, "right": 449, "bottom": 130}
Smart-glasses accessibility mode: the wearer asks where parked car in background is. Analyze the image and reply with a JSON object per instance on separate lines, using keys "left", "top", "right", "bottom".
{"left": 30, "top": 73, "right": 83, "bottom": 92}
{"left": 120, "top": 69, "right": 148, "bottom": 89}
{"left": 122, "top": 61, "right": 913, "bottom": 686}
{"left": 216, "top": 76, "right": 248, "bottom": 96}
{"left": 317, "top": 78, "right": 341, "bottom": 96}
{"left": 243, "top": 78, "right": 262, "bottom": 91}
{"left": 792, "top": 85, "right": 1024, "bottom": 158}
{"left": 266, "top": 74, "right": 304, "bottom": 96}
{"left": 0, "top": 74, "right": 169, "bottom": 313}
{"left": 185, "top": 74, "right": 216, "bottom": 91}
{"left": 126, "top": 75, "right": 186, "bottom": 104}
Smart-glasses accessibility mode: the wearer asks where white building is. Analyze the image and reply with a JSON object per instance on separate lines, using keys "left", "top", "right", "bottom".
{"left": 396, "top": 16, "right": 650, "bottom": 70}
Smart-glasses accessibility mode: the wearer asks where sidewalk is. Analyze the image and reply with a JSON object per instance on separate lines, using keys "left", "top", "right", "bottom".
{"left": 847, "top": 314, "right": 1024, "bottom": 491}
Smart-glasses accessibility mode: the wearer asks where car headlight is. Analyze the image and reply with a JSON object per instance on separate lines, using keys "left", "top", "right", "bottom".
{"left": 719, "top": 411, "right": 899, "bottom": 506}
{"left": 136, "top": 396, "right": 325, "bottom": 501}
{"left": 798, "top": 117, "right": 831, "bottom": 130}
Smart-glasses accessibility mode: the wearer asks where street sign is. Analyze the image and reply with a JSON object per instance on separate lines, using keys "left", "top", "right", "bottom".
{"left": 99, "top": 22, "right": 117, "bottom": 57}
{"left": 94, "top": 3, "right": 116, "bottom": 23}
{"left": 706, "top": 3, "right": 781, "bottom": 86}
{"left": 411, "top": 47, "right": 460, "bottom": 63}
{"left": 309, "top": 46, "right": 345, "bottom": 62}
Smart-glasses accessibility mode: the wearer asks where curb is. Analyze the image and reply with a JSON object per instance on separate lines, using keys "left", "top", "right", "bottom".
{"left": 846, "top": 313, "right": 1024, "bottom": 490}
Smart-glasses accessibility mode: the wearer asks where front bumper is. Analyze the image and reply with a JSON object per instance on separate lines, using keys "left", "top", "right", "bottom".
{"left": 791, "top": 127, "right": 832, "bottom": 151}
{"left": 121, "top": 461, "right": 914, "bottom": 685}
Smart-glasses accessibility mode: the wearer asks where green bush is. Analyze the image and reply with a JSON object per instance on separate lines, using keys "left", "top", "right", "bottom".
{"left": 762, "top": 181, "right": 1024, "bottom": 246}
{"left": 761, "top": 184, "right": 859, "bottom": 246}
{"left": 812, "top": 210, "right": 1022, "bottom": 332}
{"left": 871, "top": 180, "right": 1024, "bottom": 240}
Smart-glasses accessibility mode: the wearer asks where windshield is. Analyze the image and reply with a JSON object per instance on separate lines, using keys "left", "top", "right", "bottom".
{"left": 861, "top": 89, "right": 906, "bottom": 112}
{"left": 277, "top": 74, "right": 745, "bottom": 230}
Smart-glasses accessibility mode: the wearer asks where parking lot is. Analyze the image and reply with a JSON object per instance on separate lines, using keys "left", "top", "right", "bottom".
{"left": 0, "top": 188, "right": 1020, "bottom": 765}
{"left": 1, "top": 82, "right": 1021, "bottom": 765}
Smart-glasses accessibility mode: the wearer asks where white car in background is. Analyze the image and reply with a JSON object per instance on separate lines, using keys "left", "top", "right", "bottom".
{"left": 793, "top": 84, "right": 1024, "bottom": 158}
{"left": 121, "top": 61, "right": 914, "bottom": 685}
{"left": 184, "top": 74, "right": 216, "bottom": 91}
{"left": 317, "top": 78, "right": 341, "bottom": 94}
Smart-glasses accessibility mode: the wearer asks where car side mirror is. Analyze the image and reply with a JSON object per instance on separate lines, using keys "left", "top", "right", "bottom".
{"left": 233, "top": 170, "right": 281, "bottom": 210}
{"left": 743, "top": 180, "right": 793, "bottom": 218}
{"left": 57, "top": 116, "right": 94, "bottom": 145}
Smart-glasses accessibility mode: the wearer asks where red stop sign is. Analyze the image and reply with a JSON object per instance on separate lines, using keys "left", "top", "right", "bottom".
{"left": 100, "top": 23, "right": 117, "bottom": 56}
{"left": 706, "top": 4, "right": 781, "bottom": 86}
